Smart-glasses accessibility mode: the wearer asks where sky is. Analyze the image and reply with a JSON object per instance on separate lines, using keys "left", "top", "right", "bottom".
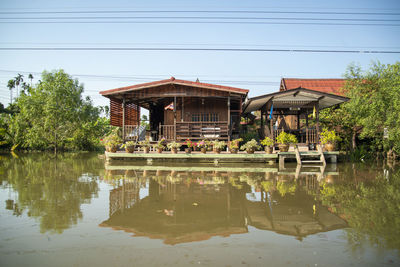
{"left": 0, "top": 0, "right": 399, "bottom": 110}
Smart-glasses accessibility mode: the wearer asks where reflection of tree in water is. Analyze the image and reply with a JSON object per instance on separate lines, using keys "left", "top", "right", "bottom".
{"left": 319, "top": 168, "right": 400, "bottom": 252}
{"left": 1, "top": 153, "right": 101, "bottom": 234}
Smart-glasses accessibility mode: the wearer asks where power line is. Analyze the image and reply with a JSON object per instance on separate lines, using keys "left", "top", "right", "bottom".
{"left": 1, "top": 21, "right": 399, "bottom": 26}
{"left": 0, "top": 47, "right": 399, "bottom": 53}
{"left": 0, "top": 10, "right": 399, "bottom": 16}
{"left": 0, "top": 16, "right": 399, "bottom": 22}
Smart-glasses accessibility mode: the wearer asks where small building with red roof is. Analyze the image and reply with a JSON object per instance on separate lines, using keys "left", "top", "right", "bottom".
{"left": 280, "top": 78, "right": 346, "bottom": 96}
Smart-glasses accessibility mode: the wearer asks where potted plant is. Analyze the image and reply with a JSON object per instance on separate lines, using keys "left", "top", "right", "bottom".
{"left": 212, "top": 140, "right": 226, "bottom": 154}
{"left": 275, "top": 132, "right": 298, "bottom": 152}
{"left": 121, "top": 141, "right": 136, "bottom": 153}
{"left": 139, "top": 139, "right": 151, "bottom": 153}
{"left": 184, "top": 139, "right": 195, "bottom": 153}
{"left": 153, "top": 138, "right": 166, "bottom": 153}
{"left": 197, "top": 140, "right": 208, "bottom": 154}
{"left": 261, "top": 137, "right": 274, "bottom": 154}
{"left": 205, "top": 139, "right": 213, "bottom": 151}
{"left": 320, "top": 128, "right": 341, "bottom": 152}
{"left": 240, "top": 139, "right": 261, "bottom": 154}
{"left": 229, "top": 138, "right": 243, "bottom": 154}
{"left": 167, "top": 141, "right": 182, "bottom": 154}
{"left": 102, "top": 130, "right": 122, "bottom": 153}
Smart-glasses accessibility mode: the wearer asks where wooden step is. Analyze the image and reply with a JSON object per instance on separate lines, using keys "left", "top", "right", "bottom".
{"left": 301, "top": 160, "right": 324, "bottom": 164}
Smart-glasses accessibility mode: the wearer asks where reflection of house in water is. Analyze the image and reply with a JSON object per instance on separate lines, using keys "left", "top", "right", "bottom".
{"left": 100, "top": 170, "right": 347, "bottom": 244}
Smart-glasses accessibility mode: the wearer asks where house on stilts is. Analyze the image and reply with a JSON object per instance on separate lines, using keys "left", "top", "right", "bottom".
{"left": 100, "top": 77, "right": 248, "bottom": 142}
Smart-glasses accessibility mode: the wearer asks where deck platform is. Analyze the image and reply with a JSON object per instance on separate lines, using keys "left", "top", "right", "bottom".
{"left": 105, "top": 150, "right": 339, "bottom": 165}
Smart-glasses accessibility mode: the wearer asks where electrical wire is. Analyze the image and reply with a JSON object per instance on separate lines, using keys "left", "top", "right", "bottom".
{"left": 0, "top": 10, "right": 399, "bottom": 16}
{"left": 0, "top": 47, "right": 398, "bottom": 53}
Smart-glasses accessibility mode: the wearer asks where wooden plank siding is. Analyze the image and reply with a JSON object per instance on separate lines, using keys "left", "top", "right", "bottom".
{"left": 110, "top": 98, "right": 140, "bottom": 127}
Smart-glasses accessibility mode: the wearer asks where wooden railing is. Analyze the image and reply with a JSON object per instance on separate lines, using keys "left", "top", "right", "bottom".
{"left": 175, "top": 121, "right": 229, "bottom": 140}
{"left": 159, "top": 124, "right": 176, "bottom": 141}
{"left": 124, "top": 125, "right": 138, "bottom": 141}
{"left": 306, "top": 128, "right": 317, "bottom": 144}
{"left": 273, "top": 127, "right": 318, "bottom": 144}
{"left": 158, "top": 121, "right": 229, "bottom": 141}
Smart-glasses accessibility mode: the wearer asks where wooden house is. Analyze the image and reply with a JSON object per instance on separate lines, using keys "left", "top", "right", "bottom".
{"left": 100, "top": 77, "right": 248, "bottom": 142}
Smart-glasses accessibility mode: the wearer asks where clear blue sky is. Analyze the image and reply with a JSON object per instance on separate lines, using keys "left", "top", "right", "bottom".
{"left": 0, "top": 0, "right": 399, "bottom": 108}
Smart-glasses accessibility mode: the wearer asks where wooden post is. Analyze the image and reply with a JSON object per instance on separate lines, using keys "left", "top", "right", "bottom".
{"left": 227, "top": 95, "right": 231, "bottom": 141}
{"left": 122, "top": 97, "right": 126, "bottom": 141}
{"left": 316, "top": 101, "right": 320, "bottom": 143}
{"left": 174, "top": 96, "right": 177, "bottom": 140}
{"left": 260, "top": 105, "right": 264, "bottom": 132}
{"left": 181, "top": 97, "right": 184, "bottom": 122}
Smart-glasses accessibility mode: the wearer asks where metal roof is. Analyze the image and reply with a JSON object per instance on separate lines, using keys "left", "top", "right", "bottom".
{"left": 243, "top": 87, "right": 349, "bottom": 114}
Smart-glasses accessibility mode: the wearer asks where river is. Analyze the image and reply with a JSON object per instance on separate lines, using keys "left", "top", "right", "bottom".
{"left": 0, "top": 153, "right": 399, "bottom": 266}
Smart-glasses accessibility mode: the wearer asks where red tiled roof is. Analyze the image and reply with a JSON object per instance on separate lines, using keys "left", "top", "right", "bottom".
{"left": 100, "top": 77, "right": 249, "bottom": 96}
{"left": 281, "top": 78, "right": 346, "bottom": 96}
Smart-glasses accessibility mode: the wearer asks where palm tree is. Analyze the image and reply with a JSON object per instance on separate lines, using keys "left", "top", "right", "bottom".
{"left": 7, "top": 79, "right": 15, "bottom": 104}
{"left": 28, "top": 73, "right": 33, "bottom": 87}
{"left": 14, "top": 73, "right": 23, "bottom": 98}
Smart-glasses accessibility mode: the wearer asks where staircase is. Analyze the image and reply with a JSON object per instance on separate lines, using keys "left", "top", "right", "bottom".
{"left": 294, "top": 144, "right": 326, "bottom": 166}
{"left": 125, "top": 125, "right": 146, "bottom": 141}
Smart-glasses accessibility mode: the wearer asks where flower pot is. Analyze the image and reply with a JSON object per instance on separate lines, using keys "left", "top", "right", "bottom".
{"left": 171, "top": 148, "right": 178, "bottom": 154}
{"left": 125, "top": 146, "right": 135, "bottom": 153}
{"left": 265, "top": 146, "right": 273, "bottom": 154}
{"left": 157, "top": 148, "right": 163, "bottom": 153}
{"left": 325, "top": 143, "right": 335, "bottom": 152}
{"left": 185, "top": 148, "right": 192, "bottom": 154}
{"left": 144, "top": 147, "right": 150, "bottom": 154}
{"left": 246, "top": 149, "right": 255, "bottom": 154}
{"left": 109, "top": 145, "right": 118, "bottom": 153}
{"left": 278, "top": 144, "right": 289, "bottom": 152}
{"left": 214, "top": 148, "right": 221, "bottom": 154}
{"left": 201, "top": 148, "right": 207, "bottom": 154}
{"left": 230, "top": 148, "right": 238, "bottom": 154}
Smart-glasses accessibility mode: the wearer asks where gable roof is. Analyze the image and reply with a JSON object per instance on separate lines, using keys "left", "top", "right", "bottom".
{"left": 100, "top": 77, "right": 249, "bottom": 96}
{"left": 280, "top": 78, "right": 346, "bottom": 96}
{"left": 243, "top": 87, "right": 349, "bottom": 114}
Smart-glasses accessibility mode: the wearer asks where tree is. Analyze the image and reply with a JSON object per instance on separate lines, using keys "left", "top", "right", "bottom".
{"left": 7, "top": 69, "right": 110, "bottom": 152}
{"left": 320, "top": 62, "right": 400, "bottom": 156}
{"left": 28, "top": 73, "right": 33, "bottom": 87}
{"left": 7, "top": 79, "right": 15, "bottom": 104}
{"left": 14, "top": 73, "right": 23, "bottom": 98}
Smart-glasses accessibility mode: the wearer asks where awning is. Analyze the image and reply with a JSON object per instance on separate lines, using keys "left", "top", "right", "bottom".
{"left": 243, "top": 87, "right": 349, "bottom": 114}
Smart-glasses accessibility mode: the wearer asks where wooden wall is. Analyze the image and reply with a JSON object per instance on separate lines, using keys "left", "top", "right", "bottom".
{"left": 110, "top": 98, "right": 140, "bottom": 127}
{"left": 163, "top": 97, "right": 229, "bottom": 125}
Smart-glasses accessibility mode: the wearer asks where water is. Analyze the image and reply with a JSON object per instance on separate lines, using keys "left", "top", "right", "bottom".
{"left": 0, "top": 153, "right": 399, "bottom": 266}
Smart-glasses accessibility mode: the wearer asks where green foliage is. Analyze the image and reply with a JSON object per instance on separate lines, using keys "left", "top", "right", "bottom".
{"left": 2, "top": 70, "right": 111, "bottom": 152}
{"left": 229, "top": 138, "right": 243, "bottom": 150}
{"left": 321, "top": 61, "right": 400, "bottom": 154}
{"left": 275, "top": 131, "right": 298, "bottom": 144}
{"left": 153, "top": 138, "right": 166, "bottom": 149}
{"left": 240, "top": 132, "right": 258, "bottom": 143}
{"left": 212, "top": 140, "right": 226, "bottom": 150}
{"left": 121, "top": 141, "right": 136, "bottom": 149}
{"left": 240, "top": 139, "right": 261, "bottom": 151}
{"left": 320, "top": 128, "right": 341, "bottom": 145}
{"left": 260, "top": 136, "right": 274, "bottom": 147}
{"left": 167, "top": 141, "right": 182, "bottom": 150}
{"left": 138, "top": 139, "right": 151, "bottom": 148}
{"left": 102, "top": 128, "right": 123, "bottom": 148}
